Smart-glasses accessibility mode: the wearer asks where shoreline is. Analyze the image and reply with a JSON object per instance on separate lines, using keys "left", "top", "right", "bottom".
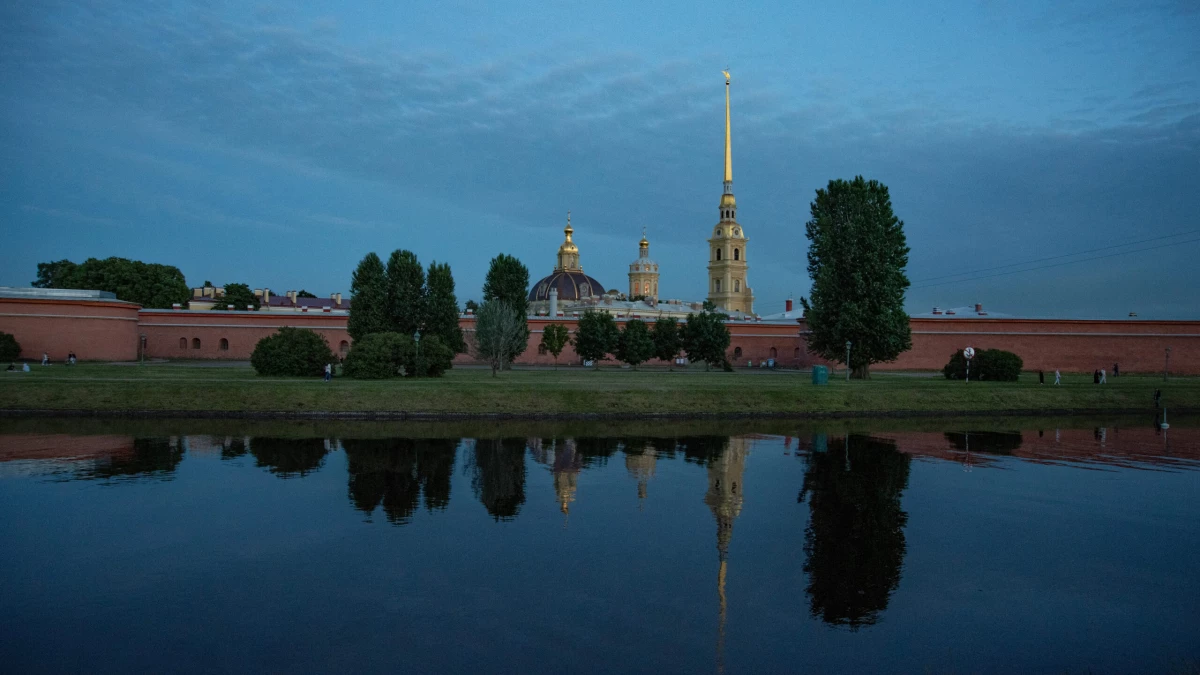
{"left": 2, "top": 406, "right": 1191, "bottom": 421}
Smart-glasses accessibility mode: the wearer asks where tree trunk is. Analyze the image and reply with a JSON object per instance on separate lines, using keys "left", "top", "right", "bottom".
{"left": 852, "top": 364, "right": 871, "bottom": 379}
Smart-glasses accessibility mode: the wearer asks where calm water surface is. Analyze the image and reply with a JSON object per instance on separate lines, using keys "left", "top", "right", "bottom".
{"left": 1, "top": 417, "right": 1198, "bottom": 674}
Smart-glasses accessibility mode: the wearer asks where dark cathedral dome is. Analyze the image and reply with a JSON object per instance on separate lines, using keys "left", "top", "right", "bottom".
{"left": 529, "top": 270, "right": 606, "bottom": 302}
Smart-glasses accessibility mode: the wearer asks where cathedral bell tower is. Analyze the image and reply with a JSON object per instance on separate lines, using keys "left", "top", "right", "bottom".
{"left": 706, "top": 71, "right": 754, "bottom": 315}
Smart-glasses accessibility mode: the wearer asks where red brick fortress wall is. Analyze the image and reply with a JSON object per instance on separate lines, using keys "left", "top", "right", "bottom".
{"left": 138, "top": 309, "right": 352, "bottom": 360}
{"left": 0, "top": 297, "right": 141, "bottom": 361}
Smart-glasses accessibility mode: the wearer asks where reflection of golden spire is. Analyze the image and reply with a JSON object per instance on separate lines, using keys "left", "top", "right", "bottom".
{"left": 717, "top": 558, "right": 727, "bottom": 674}
{"left": 624, "top": 449, "right": 657, "bottom": 508}
{"left": 551, "top": 438, "right": 581, "bottom": 524}
{"left": 705, "top": 437, "right": 747, "bottom": 675}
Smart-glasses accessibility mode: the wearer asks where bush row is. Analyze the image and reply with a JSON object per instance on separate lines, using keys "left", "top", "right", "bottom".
{"left": 942, "top": 349, "right": 1023, "bottom": 381}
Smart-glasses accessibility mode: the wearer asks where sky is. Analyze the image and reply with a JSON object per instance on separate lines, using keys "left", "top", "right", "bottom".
{"left": 1, "top": 0, "right": 1198, "bottom": 318}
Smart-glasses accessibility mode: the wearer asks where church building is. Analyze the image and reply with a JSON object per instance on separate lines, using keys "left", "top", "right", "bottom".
{"left": 707, "top": 71, "right": 754, "bottom": 314}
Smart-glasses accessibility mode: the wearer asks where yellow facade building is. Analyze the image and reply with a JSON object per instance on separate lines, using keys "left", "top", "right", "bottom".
{"left": 627, "top": 229, "right": 660, "bottom": 301}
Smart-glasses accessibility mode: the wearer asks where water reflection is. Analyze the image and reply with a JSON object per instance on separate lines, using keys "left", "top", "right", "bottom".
{"left": 343, "top": 439, "right": 457, "bottom": 524}
{"left": 798, "top": 435, "right": 911, "bottom": 629}
{"left": 470, "top": 438, "right": 527, "bottom": 521}
{"left": 77, "top": 437, "right": 185, "bottom": 481}
{"left": 218, "top": 436, "right": 330, "bottom": 478}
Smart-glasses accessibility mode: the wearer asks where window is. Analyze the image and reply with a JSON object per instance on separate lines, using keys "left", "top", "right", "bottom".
{"left": 340, "top": 340, "right": 350, "bottom": 355}
{"left": 734, "top": 280, "right": 740, "bottom": 292}
{"left": 713, "top": 279, "right": 721, "bottom": 292}
{"left": 192, "top": 338, "right": 201, "bottom": 349}
{"left": 733, "top": 347, "right": 742, "bottom": 358}
{"left": 716, "top": 249, "right": 722, "bottom": 261}
{"left": 219, "top": 338, "right": 229, "bottom": 351}
{"left": 770, "top": 347, "right": 777, "bottom": 359}
{"left": 179, "top": 338, "right": 187, "bottom": 349}
{"left": 643, "top": 282, "right": 649, "bottom": 294}
{"left": 733, "top": 248, "right": 740, "bottom": 261}
{"left": 734, "top": 228, "right": 740, "bottom": 236}
{"left": 794, "top": 347, "right": 801, "bottom": 359}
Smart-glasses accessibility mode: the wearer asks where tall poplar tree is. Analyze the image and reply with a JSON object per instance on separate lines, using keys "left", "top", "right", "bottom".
{"left": 425, "top": 261, "right": 466, "bottom": 353}
{"left": 800, "top": 177, "right": 912, "bottom": 378}
{"left": 481, "top": 253, "right": 530, "bottom": 363}
{"left": 348, "top": 252, "right": 390, "bottom": 341}
{"left": 386, "top": 249, "right": 426, "bottom": 336}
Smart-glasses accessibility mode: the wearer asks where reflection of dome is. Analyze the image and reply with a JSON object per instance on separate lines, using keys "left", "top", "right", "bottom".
{"left": 530, "top": 270, "right": 606, "bottom": 302}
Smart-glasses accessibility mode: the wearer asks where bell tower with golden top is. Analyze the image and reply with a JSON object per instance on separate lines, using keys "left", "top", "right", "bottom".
{"left": 706, "top": 71, "right": 754, "bottom": 315}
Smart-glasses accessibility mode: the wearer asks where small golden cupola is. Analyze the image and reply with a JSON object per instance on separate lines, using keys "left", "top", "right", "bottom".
{"left": 628, "top": 227, "right": 660, "bottom": 301}
{"left": 556, "top": 211, "right": 581, "bottom": 272}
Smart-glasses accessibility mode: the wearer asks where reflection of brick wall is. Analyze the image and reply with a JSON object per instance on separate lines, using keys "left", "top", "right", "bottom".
{"left": 0, "top": 297, "right": 140, "bottom": 361}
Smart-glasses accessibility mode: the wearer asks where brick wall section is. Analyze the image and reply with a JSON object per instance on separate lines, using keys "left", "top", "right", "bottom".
{"left": 3, "top": 299, "right": 1198, "bottom": 374}
{"left": 138, "top": 310, "right": 352, "bottom": 360}
{"left": 0, "top": 297, "right": 140, "bottom": 361}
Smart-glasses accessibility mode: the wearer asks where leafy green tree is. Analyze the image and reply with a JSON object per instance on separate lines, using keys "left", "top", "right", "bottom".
{"left": 33, "top": 257, "right": 189, "bottom": 308}
{"left": 473, "top": 300, "right": 529, "bottom": 376}
{"left": 539, "top": 323, "right": 571, "bottom": 369}
{"left": 798, "top": 434, "right": 911, "bottom": 629}
{"left": 573, "top": 309, "right": 619, "bottom": 367}
{"left": 481, "top": 254, "right": 530, "bottom": 364}
{"left": 617, "top": 319, "right": 654, "bottom": 369}
{"left": 482, "top": 253, "right": 530, "bottom": 316}
{"left": 682, "top": 308, "right": 731, "bottom": 371}
{"left": 0, "top": 332, "right": 21, "bottom": 361}
{"left": 800, "top": 176, "right": 912, "bottom": 379}
{"left": 297, "top": 289, "right": 317, "bottom": 298}
{"left": 250, "top": 327, "right": 335, "bottom": 377}
{"left": 211, "top": 282, "right": 259, "bottom": 310}
{"left": 33, "top": 259, "right": 78, "bottom": 288}
{"left": 386, "top": 249, "right": 426, "bottom": 336}
{"left": 425, "top": 261, "right": 466, "bottom": 353}
{"left": 652, "top": 317, "right": 682, "bottom": 369}
{"left": 464, "top": 299, "right": 480, "bottom": 313}
{"left": 348, "top": 253, "right": 390, "bottom": 341}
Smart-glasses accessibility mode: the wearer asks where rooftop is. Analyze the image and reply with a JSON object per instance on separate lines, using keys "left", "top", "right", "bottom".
{"left": 0, "top": 286, "right": 121, "bottom": 301}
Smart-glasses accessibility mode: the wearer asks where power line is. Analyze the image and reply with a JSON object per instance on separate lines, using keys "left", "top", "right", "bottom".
{"left": 910, "top": 229, "right": 1200, "bottom": 283}
{"left": 911, "top": 236, "right": 1200, "bottom": 290}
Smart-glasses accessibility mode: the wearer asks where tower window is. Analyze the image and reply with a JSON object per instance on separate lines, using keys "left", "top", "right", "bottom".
{"left": 716, "top": 249, "right": 722, "bottom": 261}
{"left": 734, "top": 280, "right": 740, "bottom": 292}
{"left": 734, "top": 248, "right": 740, "bottom": 261}
{"left": 714, "top": 279, "right": 721, "bottom": 292}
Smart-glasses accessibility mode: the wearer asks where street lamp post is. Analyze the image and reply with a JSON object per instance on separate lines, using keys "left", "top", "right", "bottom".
{"left": 1165, "top": 347, "right": 1171, "bottom": 381}
{"left": 845, "top": 340, "right": 852, "bottom": 382}
{"left": 139, "top": 333, "right": 146, "bottom": 366}
{"left": 414, "top": 330, "right": 421, "bottom": 377}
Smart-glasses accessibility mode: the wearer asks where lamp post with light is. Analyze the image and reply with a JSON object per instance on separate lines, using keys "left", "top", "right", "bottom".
{"left": 414, "top": 330, "right": 421, "bottom": 378}
{"left": 845, "top": 340, "right": 852, "bottom": 382}
{"left": 1165, "top": 346, "right": 1171, "bottom": 382}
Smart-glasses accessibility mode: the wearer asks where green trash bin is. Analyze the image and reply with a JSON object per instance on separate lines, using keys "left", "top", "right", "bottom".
{"left": 811, "top": 365, "right": 829, "bottom": 385}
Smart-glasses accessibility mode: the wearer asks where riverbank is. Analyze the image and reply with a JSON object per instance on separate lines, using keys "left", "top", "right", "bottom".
{"left": 1, "top": 362, "right": 1196, "bottom": 419}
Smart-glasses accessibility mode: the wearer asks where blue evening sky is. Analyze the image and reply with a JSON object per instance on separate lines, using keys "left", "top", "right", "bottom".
{"left": 2, "top": 0, "right": 1198, "bottom": 317}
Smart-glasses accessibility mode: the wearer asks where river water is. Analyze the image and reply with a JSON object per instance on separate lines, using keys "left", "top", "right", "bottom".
{"left": 1, "top": 416, "right": 1197, "bottom": 674}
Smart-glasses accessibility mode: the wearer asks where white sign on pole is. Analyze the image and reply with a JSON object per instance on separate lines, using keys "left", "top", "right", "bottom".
{"left": 963, "top": 347, "right": 975, "bottom": 360}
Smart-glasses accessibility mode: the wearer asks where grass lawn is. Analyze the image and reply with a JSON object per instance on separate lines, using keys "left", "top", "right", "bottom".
{"left": 1, "top": 361, "right": 1196, "bottom": 417}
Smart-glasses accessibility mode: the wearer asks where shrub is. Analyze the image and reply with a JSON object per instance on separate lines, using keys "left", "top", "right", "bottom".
{"left": 406, "top": 334, "right": 454, "bottom": 378}
{"left": 0, "top": 332, "right": 20, "bottom": 362}
{"left": 250, "top": 327, "right": 335, "bottom": 377}
{"left": 343, "top": 332, "right": 454, "bottom": 379}
{"left": 0, "top": 332, "right": 21, "bottom": 361}
{"left": 942, "top": 349, "right": 1023, "bottom": 381}
{"left": 343, "top": 333, "right": 409, "bottom": 379}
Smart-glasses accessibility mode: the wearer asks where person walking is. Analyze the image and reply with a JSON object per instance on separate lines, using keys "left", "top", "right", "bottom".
{"left": 1054, "top": 369, "right": 1061, "bottom": 385}
{"left": 1113, "top": 362, "right": 1119, "bottom": 377}
{"left": 1100, "top": 368, "right": 1107, "bottom": 384}
{"left": 1093, "top": 369, "right": 1099, "bottom": 384}
{"left": 323, "top": 363, "right": 332, "bottom": 382}
{"left": 1038, "top": 369, "right": 1045, "bottom": 384}
{"left": 41, "top": 353, "right": 48, "bottom": 366}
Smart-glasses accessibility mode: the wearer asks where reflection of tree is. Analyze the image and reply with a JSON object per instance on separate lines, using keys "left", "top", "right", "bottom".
{"left": 944, "top": 431, "right": 1023, "bottom": 455}
{"left": 248, "top": 437, "right": 329, "bottom": 478}
{"left": 470, "top": 438, "right": 527, "bottom": 521}
{"left": 673, "top": 436, "right": 729, "bottom": 466}
{"left": 83, "top": 437, "right": 184, "bottom": 480}
{"left": 798, "top": 435, "right": 911, "bottom": 629}
{"left": 342, "top": 439, "right": 458, "bottom": 524}
{"left": 219, "top": 437, "right": 248, "bottom": 460}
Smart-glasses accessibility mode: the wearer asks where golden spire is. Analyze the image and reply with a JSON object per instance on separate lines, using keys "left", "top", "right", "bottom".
{"left": 556, "top": 210, "right": 581, "bottom": 271}
{"left": 723, "top": 70, "right": 732, "bottom": 186}
{"left": 639, "top": 226, "right": 649, "bottom": 248}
